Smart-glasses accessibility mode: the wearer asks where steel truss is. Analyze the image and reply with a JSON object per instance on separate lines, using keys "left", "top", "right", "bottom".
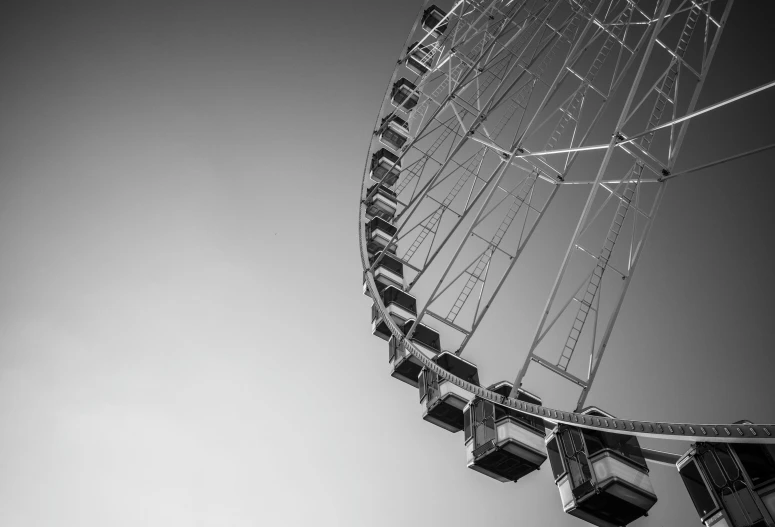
{"left": 511, "top": 0, "right": 738, "bottom": 410}
{"left": 359, "top": 0, "right": 775, "bottom": 445}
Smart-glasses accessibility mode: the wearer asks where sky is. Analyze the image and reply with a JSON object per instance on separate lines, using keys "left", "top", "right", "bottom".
{"left": 0, "top": 1, "right": 773, "bottom": 526}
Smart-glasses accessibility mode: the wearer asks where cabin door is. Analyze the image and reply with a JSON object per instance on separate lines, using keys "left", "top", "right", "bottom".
{"left": 700, "top": 446, "right": 772, "bottom": 527}
{"left": 472, "top": 400, "right": 497, "bottom": 452}
{"left": 559, "top": 428, "right": 594, "bottom": 496}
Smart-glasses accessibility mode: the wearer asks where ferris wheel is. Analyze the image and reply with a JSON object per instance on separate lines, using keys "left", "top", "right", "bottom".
{"left": 358, "top": 1, "right": 775, "bottom": 526}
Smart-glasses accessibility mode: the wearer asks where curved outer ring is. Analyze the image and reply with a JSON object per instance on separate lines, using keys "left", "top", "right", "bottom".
{"left": 358, "top": 2, "right": 775, "bottom": 445}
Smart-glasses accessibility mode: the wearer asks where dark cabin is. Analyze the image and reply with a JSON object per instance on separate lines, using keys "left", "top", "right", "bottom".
{"left": 546, "top": 407, "right": 657, "bottom": 527}
{"left": 371, "top": 286, "right": 417, "bottom": 341}
{"left": 464, "top": 382, "right": 547, "bottom": 483}
{"left": 366, "top": 216, "right": 397, "bottom": 257}
{"left": 388, "top": 320, "right": 441, "bottom": 387}
{"left": 422, "top": 5, "right": 449, "bottom": 37}
{"left": 418, "top": 351, "right": 480, "bottom": 432}
{"left": 364, "top": 252, "right": 404, "bottom": 297}
{"left": 391, "top": 78, "right": 420, "bottom": 112}
{"left": 370, "top": 148, "right": 401, "bottom": 186}
{"left": 379, "top": 115, "right": 411, "bottom": 152}
{"left": 364, "top": 183, "right": 397, "bottom": 222}
{"left": 406, "top": 42, "right": 434, "bottom": 76}
{"left": 678, "top": 433, "right": 775, "bottom": 527}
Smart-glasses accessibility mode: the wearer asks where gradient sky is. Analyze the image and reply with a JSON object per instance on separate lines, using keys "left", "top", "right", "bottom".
{"left": 0, "top": 1, "right": 773, "bottom": 526}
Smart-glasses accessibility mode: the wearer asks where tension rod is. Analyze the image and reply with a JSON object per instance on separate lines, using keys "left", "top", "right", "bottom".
{"left": 659, "top": 142, "right": 775, "bottom": 181}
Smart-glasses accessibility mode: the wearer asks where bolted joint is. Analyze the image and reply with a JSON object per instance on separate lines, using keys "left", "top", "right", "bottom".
{"left": 614, "top": 132, "right": 625, "bottom": 142}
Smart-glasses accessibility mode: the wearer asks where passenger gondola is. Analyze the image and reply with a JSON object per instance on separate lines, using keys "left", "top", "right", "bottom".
{"left": 388, "top": 320, "right": 441, "bottom": 387}
{"left": 546, "top": 407, "right": 657, "bottom": 527}
{"left": 464, "top": 382, "right": 547, "bottom": 482}
{"left": 363, "top": 251, "right": 404, "bottom": 297}
{"left": 378, "top": 115, "right": 411, "bottom": 152}
{"left": 366, "top": 216, "right": 397, "bottom": 256}
{"left": 405, "top": 42, "right": 434, "bottom": 76}
{"left": 365, "top": 183, "right": 397, "bottom": 222}
{"left": 372, "top": 286, "right": 417, "bottom": 341}
{"left": 370, "top": 148, "right": 402, "bottom": 186}
{"left": 391, "top": 78, "right": 420, "bottom": 111}
{"left": 422, "top": 5, "right": 448, "bottom": 37}
{"left": 677, "top": 434, "right": 775, "bottom": 527}
{"left": 418, "top": 352, "right": 479, "bottom": 432}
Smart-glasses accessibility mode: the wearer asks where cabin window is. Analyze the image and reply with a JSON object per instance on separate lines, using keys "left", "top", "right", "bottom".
{"left": 384, "top": 257, "right": 403, "bottom": 277}
{"left": 582, "top": 429, "right": 646, "bottom": 469}
{"left": 382, "top": 128, "right": 407, "bottom": 149}
{"left": 703, "top": 449, "right": 727, "bottom": 489}
{"left": 472, "top": 400, "right": 496, "bottom": 449}
{"left": 394, "top": 90, "right": 410, "bottom": 105}
{"left": 389, "top": 337, "right": 399, "bottom": 362}
{"left": 373, "top": 164, "right": 400, "bottom": 182}
{"left": 419, "top": 370, "right": 427, "bottom": 401}
{"left": 382, "top": 287, "right": 417, "bottom": 314}
{"left": 680, "top": 459, "right": 717, "bottom": 518}
{"left": 367, "top": 183, "right": 396, "bottom": 199}
{"left": 733, "top": 444, "right": 775, "bottom": 488}
{"left": 699, "top": 446, "right": 766, "bottom": 527}
{"left": 408, "top": 323, "right": 440, "bottom": 352}
{"left": 373, "top": 209, "right": 394, "bottom": 222}
{"left": 422, "top": 6, "right": 448, "bottom": 34}
{"left": 513, "top": 410, "right": 544, "bottom": 434}
{"left": 422, "top": 370, "right": 439, "bottom": 402}
{"left": 464, "top": 407, "right": 472, "bottom": 442}
{"left": 718, "top": 448, "right": 741, "bottom": 481}
{"left": 407, "top": 43, "right": 433, "bottom": 74}
{"left": 722, "top": 482, "right": 764, "bottom": 527}
{"left": 560, "top": 428, "right": 592, "bottom": 488}
{"left": 547, "top": 437, "right": 565, "bottom": 480}
{"left": 414, "top": 47, "right": 432, "bottom": 65}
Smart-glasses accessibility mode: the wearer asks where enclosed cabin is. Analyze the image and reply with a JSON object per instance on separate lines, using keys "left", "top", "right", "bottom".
{"left": 546, "top": 407, "right": 657, "bottom": 527}
{"left": 463, "top": 382, "right": 547, "bottom": 483}
{"left": 365, "top": 183, "right": 397, "bottom": 222}
{"left": 364, "top": 252, "right": 404, "bottom": 297}
{"left": 405, "top": 42, "right": 434, "bottom": 76}
{"left": 378, "top": 115, "right": 411, "bottom": 152}
{"left": 388, "top": 320, "right": 441, "bottom": 387}
{"left": 391, "top": 78, "right": 420, "bottom": 112}
{"left": 677, "top": 437, "right": 775, "bottom": 527}
{"left": 370, "top": 148, "right": 402, "bottom": 187}
{"left": 365, "top": 216, "right": 397, "bottom": 257}
{"left": 372, "top": 285, "right": 417, "bottom": 341}
{"left": 422, "top": 5, "right": 449, "bottom": 37}
{"left": 418, "top": 352, "right": 479, "bottom": 432}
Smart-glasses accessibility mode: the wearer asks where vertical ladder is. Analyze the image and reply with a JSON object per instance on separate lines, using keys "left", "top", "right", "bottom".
{"left": 556, "top": 3, "right": 702, "bottom": 371}
{"left": 444, "top": 0, "right": 597, "bottom": 324}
